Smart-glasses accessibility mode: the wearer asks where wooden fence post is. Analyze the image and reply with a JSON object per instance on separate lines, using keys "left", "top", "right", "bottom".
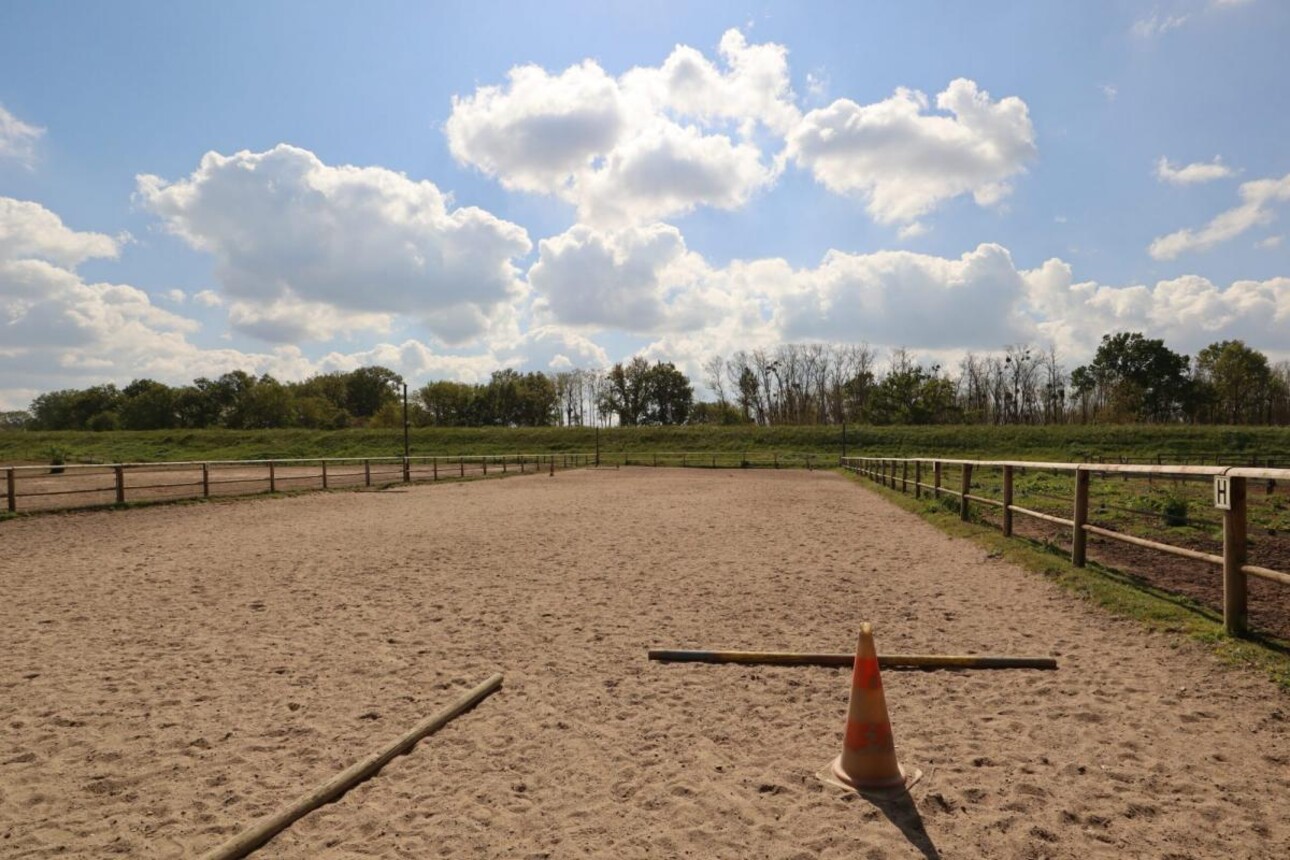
{"left": 115, "top": 465, "right": 125, "bottom": 505}
{"left": 1072, "top": 468, "right": 1090, "bottom": 567}
{"left": 959, "top": 464, "right": 972, "bottom": 521}
{"left": 403, "top": 457, "right": 411, "bottom": 483}
{"left": 7, "top": 467, "right": 17, "bottom": 512}
{"left": 483, "top": 457, "right": 488, "bottom": 476}
{"left": 433, "top": 457, "right": 439, "bottom": 480}
{"left": 269, "top": 461, "right": 276, "bottom": 494}
{"left": 914, "top": 461, "right": 922, "bottom": 499}
{"left": 460, "top": 457, "right": 464, "bottom": 478}
{"left": 364, "top": 459, "right": 371, "bottom": 487}
{"left": 503, "top": 457, "right": 507, "bottom": 474}
{"left": 322, "top": 461, "right": 328, "bottom": 489}
{"left": 934, "top": 461, "right": 942, "bottom": 498}
{"left": 1223, "top": 476, "right": 1248, "bottom": 637}
{"left": 1002, "top": 465, "right": 1014, "bottom": 537}
{"left": 901, "top": 461, "right": 908, "bottom": 492}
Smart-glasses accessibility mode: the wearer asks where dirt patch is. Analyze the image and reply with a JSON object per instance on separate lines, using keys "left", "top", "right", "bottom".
{"left": 2, "top": 469, "right": 1287, "bottom": 858}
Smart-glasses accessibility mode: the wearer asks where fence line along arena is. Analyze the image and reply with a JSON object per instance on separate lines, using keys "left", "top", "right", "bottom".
{"left": 2, "top": 467, "right": 1287, "bottom": 858}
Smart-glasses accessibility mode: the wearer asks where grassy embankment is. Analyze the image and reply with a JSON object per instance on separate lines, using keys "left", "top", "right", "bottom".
{"left": 3, "top": 424, "right": 1288, "bottom": 465}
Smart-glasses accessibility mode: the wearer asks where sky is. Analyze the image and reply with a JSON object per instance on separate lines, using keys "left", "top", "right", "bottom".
{"left": 1, "top": 0, "right": 1288, "bottom": 409}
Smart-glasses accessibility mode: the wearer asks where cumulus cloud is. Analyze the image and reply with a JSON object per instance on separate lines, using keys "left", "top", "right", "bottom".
{"left": 1149, "top": 171, "right": 1290, "bottom": 259}
{"left": 777, "top": 244, "right": 1029, "bottom": 346}
{"left": 785, "top": 79, "right": 1036, "bottom": 225}
{"left": 448, "top": 32, "right": 1035, "bottom": 231}
{"left": 1025, "top": 258, "right": 1290, "bottom": 357}
{"left": 446, "top": 29, "right": 795, "bottom": 226}
{"left": 137, "top": 144, "right": 532, "bottom": 344}
{"left": 0, "top": 196, "right": 310, "bottom": 395}
{"left": 0, "top": 104, "right": 44, "bottom": 168}
{"left": 0, "top": 195, "right": 549, "bottom": 407}
{"left": 1155, "top": 155, "right": 1237, "bottom": 185}
{"left": 529, "top": 222, "right": 708, "bottom": 332}
{"left": 523, "top": 216, "right": 1290, "bottom": 375}
{"left": 0, "top": 197, "right": 121, "bottom": 267}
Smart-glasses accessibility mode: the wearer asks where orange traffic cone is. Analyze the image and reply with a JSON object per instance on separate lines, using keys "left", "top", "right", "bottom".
{"left": 824, "top": 623, "right": 921, "bottom": 795}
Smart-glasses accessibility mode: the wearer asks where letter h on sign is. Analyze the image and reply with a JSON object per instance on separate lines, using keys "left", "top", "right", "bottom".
{"left": 1214, "top": 476, "right": 1231, "bottom": 511}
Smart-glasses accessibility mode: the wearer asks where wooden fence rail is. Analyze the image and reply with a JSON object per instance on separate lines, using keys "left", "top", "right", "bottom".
{"left": 0, "top": 450, "right": 827, "bottom": 518}
{"left": 841, "top": 455, "right": 1290, "bottom": 638}
{"left": 2, "top": 453, "right": 591, "bottom": 517}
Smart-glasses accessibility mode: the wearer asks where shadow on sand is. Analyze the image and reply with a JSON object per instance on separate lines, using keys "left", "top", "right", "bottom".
{"left": 860, "top": 790, "right": 940, "bottom": 860}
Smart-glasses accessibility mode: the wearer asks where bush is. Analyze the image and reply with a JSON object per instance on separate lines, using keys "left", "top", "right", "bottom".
{"left": 47, "top": 446, "right": 68, "bottom": 475}
{"left": 1159, "top": 492, "right": 1189, "bottom": 527}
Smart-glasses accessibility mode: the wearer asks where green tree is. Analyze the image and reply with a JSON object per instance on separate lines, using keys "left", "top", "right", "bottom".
{"left": 868, "top": 361, "right": 958, "bottom": 425}
{"left": 120, "top": 379, "right": 177, "bottom": 430}
{"left": 646, "top": 361, "right": 693, "bottom": 425}
{"left": 1194, "top": 340, "right": 1271, "bottom": 424}
{"left": 345, "top": 366, "right": 402, "bottom": 419}
{"left": 419, "top": 380, "right": 478, "bottom": 426}
{"left": 1073, "top": 332, "right": 1192, "bottom": 423}
{"left": 600, "top": 358, "right": 653, "bottom": 426}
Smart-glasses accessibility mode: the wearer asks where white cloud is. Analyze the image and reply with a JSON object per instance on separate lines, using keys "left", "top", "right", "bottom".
{"left": 1132, "top": 12, "right": 1191, "bottom": 38}
{"left": 524, "top": 217, "right": 1290, "bottom": 373}
{"left": 1100, "top": 84, "right": 1119, "bottom": 101}
{"left": 0, "top": 195, "right": 547, "bottom": 407}
{"left": 1257, "top": 235, "right": 1283, "bottom": 249}
{"left": 446, "top": 29, "right": 796, "bottom": 227}
{"left": 528, "top": 222, "right": 709, "bottom": 332}
{"left": 1025, "top": 258, "right": 1290, "bottom": 357}
{"left": 1155, "top": 155, "right": 1237, "bottom": 185}
{"left": 805, "top": 71, "right": 829, "bottom": 101}
{"left": 1149, "top": 171, "right": 1290, "bottom": 259}
{"left": 776, "top": 243, "right": 1029, "bottom": 347}
{"left": 785, "top": 79, "right": 1036, "bottom": 225}
{"left": 0, "top": 197, "right": 122, "bottom": 267}
{"left": 136, "top": 144, "right": 532, "bottom": 344}
{"left": 0, "top": 104, "right": 44, "bottom": 168}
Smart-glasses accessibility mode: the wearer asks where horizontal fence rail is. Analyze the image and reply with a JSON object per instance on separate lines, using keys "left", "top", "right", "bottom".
{"left": 3, "top": 453, "right": 593, "bottom": 516}
{"left": 0, "top": 449, "right": 829, "bottom": 517}
{"left": 841, "top": 455, "right": 1290, "bottom": 638}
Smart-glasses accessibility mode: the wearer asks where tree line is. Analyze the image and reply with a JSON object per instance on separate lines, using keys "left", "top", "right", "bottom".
{"left": 702, "top": 335, "right": 1290, "bottom": 426}
{"left": 4, "top": 332, "right": 1288, "bottom": 432}
{"left": 6, "top": 359, "right": 695, "bottom": 431}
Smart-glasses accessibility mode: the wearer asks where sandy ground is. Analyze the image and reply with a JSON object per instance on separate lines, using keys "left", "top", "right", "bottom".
{"left": 1, "top": 468, "right": 1287, "bottom": 859}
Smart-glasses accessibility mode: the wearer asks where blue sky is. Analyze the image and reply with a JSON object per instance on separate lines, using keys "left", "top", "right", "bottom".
{"left": 1, "top": 0, "right": 1288, "bottom": 408}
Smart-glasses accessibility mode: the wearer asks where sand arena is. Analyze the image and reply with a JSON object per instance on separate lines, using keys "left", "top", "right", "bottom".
{"left": 1, "top": 468, "right": 1287, "bottom": 858}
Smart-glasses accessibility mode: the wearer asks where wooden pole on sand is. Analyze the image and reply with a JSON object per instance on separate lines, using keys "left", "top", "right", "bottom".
{"left": 198, "top": 672, "right": 503, "bottom": 860}
{"left": 647, "top": 649, "right": 1056, "bottom": 671}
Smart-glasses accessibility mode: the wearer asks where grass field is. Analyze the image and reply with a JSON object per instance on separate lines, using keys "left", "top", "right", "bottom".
{"left": 2, "top": 423, "right": 1289, "bottom": 466}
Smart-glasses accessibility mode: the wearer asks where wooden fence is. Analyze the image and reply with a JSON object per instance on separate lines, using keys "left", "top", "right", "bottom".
{"left": 841, "top": 456, "right": 1290, "bottom": 638}
{"left": 3, "top": 453, "right": 591, "bottom": 515}
{"left": 0, "top": 450, "right": 825, "bottom": 516}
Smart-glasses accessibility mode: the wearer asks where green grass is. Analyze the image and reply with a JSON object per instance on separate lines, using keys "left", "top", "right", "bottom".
{"left": 840, "top": 467, "right": 1290, "bottom": 690}
{"left": 3, "top": 423, "right": 1289, "bottom": 466}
